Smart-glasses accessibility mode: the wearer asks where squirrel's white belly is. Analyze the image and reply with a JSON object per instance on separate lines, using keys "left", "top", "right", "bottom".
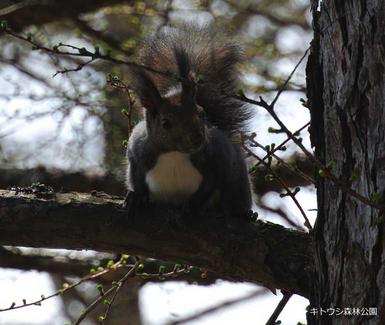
{"left": 145, "top": 151, "right": 203, "bottom": 204}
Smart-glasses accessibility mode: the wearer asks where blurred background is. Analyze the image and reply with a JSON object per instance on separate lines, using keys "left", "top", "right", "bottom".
{"left": 0, "top": 0, "right": 315, "bottom": 324}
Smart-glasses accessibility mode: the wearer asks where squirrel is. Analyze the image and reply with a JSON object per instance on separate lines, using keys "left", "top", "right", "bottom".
{"left": 124, "top": 24, "right": 254, "bottom": 219}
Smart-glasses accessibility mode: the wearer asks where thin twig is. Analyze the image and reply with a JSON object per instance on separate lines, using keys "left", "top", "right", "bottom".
{"left": 1, "top": 25, "right": 172, "bottom": 79}
{"left": 270, "top": 48, "right": 310, "bottom": 108}
{"left": 265, "top": 292, "right": 293, "bottom": 325}
{"left": 254, "top": 122, "right": 310, "bottom": 168}
{"left": 251, "top": 138, "right": 314, "bottom": 184}
{"left": 74, "top": 260, "right": 141, "bottom": 325}
{"left": 243, "top": 133, "right": 312, "bottom": 230}
{"left": 237, "top": 47, "right": 382, "bottom": 211}
{"left": 0, "top": 261, "right": 124, "bottom": 312}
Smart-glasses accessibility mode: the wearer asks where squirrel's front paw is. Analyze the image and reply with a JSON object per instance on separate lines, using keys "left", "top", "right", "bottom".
{"left": 242, "top": 209, "right": 258, "bottom": 222}
{"left": 123, "top": 191, "right": 148, "bottom": 216}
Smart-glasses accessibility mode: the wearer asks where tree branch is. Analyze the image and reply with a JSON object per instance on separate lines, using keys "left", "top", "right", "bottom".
{"left": 0, "top": 0, "right": 132, "bottom": 32}
{"left": 0, "top": 189, "right": 314, "bottom": 298}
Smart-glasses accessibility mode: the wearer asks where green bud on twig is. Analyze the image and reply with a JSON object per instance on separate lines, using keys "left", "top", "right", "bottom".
{"left": 0, "top": 20, "right": 8, "bottom": 30}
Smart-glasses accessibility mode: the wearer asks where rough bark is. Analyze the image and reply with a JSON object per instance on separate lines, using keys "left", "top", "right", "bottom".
{"left": 0, "top": 189, "right": 313, "bottom": 298}
{"left": 307, "top": 0, "right": 385, "bottom": 323}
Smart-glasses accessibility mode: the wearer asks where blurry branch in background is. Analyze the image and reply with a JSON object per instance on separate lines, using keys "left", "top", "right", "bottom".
{"left": 0, "top": 189, "right": 314, "bottom": 298}
{"left": 0, "top": 247, "right": 218, "bottom": 285}
{"left": 168, "top": 288, "right": 268, "bottom": 325}
{"left": 0, "top": 246, "right": 97, "bottom": 276}
{"left": 71, "top": 16, "right": 134, "bottom": 56}
{"left": 0, "top": 0, "right": 132, "bottom": 31}
{"left": 258, "top": 203, "right": 304, "bottom": 230}
{"left": 0, "top": 22, "right": 171, "bottom": 78}
{"left": 0, "top": 154, "right": 314, "bottom": 196}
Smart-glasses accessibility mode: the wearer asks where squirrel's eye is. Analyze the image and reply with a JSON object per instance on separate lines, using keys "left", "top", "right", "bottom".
{"left": 161, "top": 119, "right": 172, "bottom": 130}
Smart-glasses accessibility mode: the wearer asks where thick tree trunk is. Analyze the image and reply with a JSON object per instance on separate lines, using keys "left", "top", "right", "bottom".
{"left": 308, "top": 0, "right": 385, "bottom": 324}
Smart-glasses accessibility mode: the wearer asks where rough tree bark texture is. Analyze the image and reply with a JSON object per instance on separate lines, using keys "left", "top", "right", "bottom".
{"left": 308, "top": 0, "right": 385, "bottom": 324}
{"left": 0, "top": 189, "right": 313, "bottom": 298}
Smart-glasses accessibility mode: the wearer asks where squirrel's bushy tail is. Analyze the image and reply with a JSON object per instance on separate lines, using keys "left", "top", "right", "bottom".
{"left": 135, "top": 24, "right": 252, "bottom": 135}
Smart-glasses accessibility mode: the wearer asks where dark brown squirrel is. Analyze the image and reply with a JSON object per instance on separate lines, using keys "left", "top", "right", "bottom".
{"left": 124, "top": 24, "right": 255, "bottom": 219}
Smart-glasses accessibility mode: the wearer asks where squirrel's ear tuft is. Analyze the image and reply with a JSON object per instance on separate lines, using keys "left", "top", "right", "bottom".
{"left": 173, "top": 46, "right": 197, "bottom": 102}
{"left": 130, "top": 68, "right": 162, "bottom": 113}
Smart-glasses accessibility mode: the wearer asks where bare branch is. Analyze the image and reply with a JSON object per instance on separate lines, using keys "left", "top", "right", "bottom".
{"left": 168, "top": 289, "right": 268, "bottom": 325}
{"left": 265, "top": 291, "right": 293, "bottom": 325}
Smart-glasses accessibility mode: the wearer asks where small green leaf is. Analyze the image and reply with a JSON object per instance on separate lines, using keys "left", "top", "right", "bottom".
{"left": 174, "top": 263, "right": 181, "bottom": 272}
{"left": 159, "top": 265, "right": 166, "bottom": 274}
{"left": 171, "top": 72, "right": 179, "bottom": 81}
{"left": 326, "top": 160, "right": 335, "bottom": 170}
{"left": 372, "top": 192, "right": 381, "bottom": 202}
{"left": 121, "top": 108, "right": 129, "bottom": 117}
{"left": 196, "top": 74, "right": 204, "bottom": 82}
{"left": 121, "top": 254, "right": 129, "bottom": 260}
{"left": 350, "top": 173, "right": 358, "bottom": 182}
{"left": 138, "top": 263, "right": 145, "bottom": 272}
{"left": 265, "top": 174, "right": 274, "bottom": 182}
{"left": 96, "top": 284, "right": 104, "bottom": 291}
{"left": 0, "top": 20, "right": 8, "bottom": 30}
